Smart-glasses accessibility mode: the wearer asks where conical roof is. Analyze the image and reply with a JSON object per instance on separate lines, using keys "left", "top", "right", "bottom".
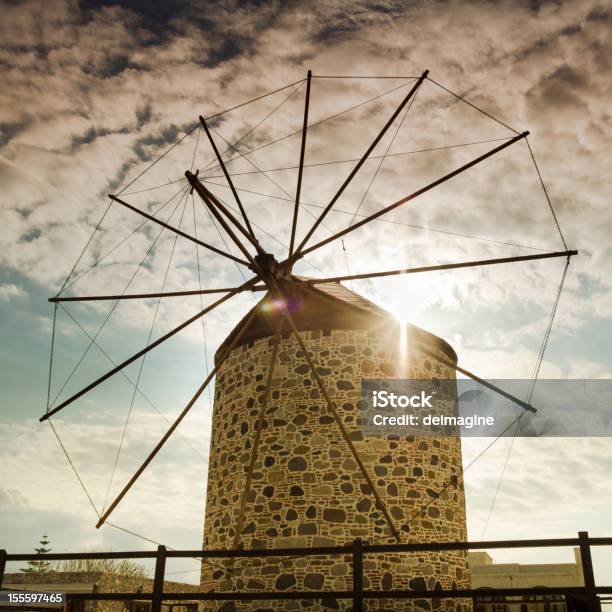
{"left": 215, "top": 278, "right": 456, "bottom": 362}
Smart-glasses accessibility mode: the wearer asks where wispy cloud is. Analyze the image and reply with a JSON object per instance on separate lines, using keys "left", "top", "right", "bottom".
{"left": 0, "top": 283, "right": 26, "bottom": 300}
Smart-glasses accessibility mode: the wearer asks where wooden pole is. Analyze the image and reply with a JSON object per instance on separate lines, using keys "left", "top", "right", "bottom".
{"left": 579, "top": 531, "right": 601, "bottom": 612}
{"left": 304, "top": 250, "right": 578, "bottom": 285}
{"left": 40, "top": 276, "right": 259, "bottom": 422}
{"left": 108, "top": 195, "right": 248, "bottom": 266}
{"left": 49, "top": 286, "right": 265, "bottom": 303}
{"left": 187, "top": 172, "right": 262, "bottom": 271}
{"left": 187, "top": 171, "right": 265, "bottom": 256}
{"left": 95, "top": 304, "right": 261, "bottom": 528}
{"left": 0, "top": 549, "right": 6, "bottom": 589}
{"left": 272, "top": 283, "right": 401, "bottom": 541}
{"left": 289, "top": 69, "right": 312, "bottom": 258}
{"left": 352, "top": 539, "right": 364, "bottom": 612}
{"left": 199, "top": 116, "right": 258, "bottom": 242}
{"left": 151, "top": 545, "right": 166, "bottom": 612}
{"left": 294, "top": 69, "right": 428, "bottom": 255}
{"left": 291, "top": 130, "right": 529, "bottom": 262}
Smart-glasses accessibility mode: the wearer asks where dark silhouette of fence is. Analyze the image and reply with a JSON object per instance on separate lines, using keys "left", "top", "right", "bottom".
{"left": 1, "top": 531, "right": 610, "bottom": 611}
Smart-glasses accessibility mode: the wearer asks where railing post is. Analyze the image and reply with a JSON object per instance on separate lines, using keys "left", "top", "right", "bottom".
{"left": 0, "top": 549, "right": 7, "bottom": 589}
{"left": 578, "top": 531, "right": 601, "bottom": 612}
{"left": 352, "top": 539, "right": 364, "bottom": 612}
{"left": 151, "top": 545, "right": 166, "bottom": 612}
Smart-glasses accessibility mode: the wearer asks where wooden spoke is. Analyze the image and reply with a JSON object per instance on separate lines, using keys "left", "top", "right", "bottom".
{"left": 95, "top": 302, "right": 262, "bottom": 529}
{"left": 187, "top": 173, "right": 265, "bottom": 256}
{"left": 303, "top": 250, "right": 578, "bottom": 285}
{"left": 293, "top": 69, "right": 428, "bottom": 256}
{"left": 108, "top": 195, "right": 248, "bottom": 267}
{"left": 289, "top": 70, "right": 312, "bottom": 258}
{"left": 40, "top": 277, "right": 259, "bottom": 422}
{"left": 290, "top": 131, "right": 529, "bottom": 263}
{"left": 49, "top": 286, "right": 266, "bottom": 303}
{"left": 186, "top": 172, "right": 261, "bottom": 271}
{"left": 420, "top": 346, "right": 537, "bottom": 414}
{"left": 272, "top": 283, "right": 401, "bottom": 542}
{"left": 199, "top": 115, "right": 258, "bottom": 243}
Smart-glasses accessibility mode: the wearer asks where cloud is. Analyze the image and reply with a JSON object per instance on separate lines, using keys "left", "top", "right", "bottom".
{"left": 0, "top": 486, "right": 30, "bottom": 508}
{"left": 0, "top": 283, "right": 26, "bottom": 300}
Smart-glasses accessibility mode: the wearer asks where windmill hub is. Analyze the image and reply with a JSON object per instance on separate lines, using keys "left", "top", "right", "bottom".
{"left": 252, "top": 252, "right": 292, "bottom": 283}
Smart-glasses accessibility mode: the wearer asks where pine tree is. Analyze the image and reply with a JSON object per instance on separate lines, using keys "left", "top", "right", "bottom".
{"left": 21, "top": 534, "right": 52, "bottom": 574}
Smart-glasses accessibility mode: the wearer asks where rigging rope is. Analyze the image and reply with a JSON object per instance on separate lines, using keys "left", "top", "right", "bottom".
{"left": 202, "top": 79, "right": 305, "bottom": 123}
{"left": 313, "top": 75, "right": 418, "bottom": 80}
{"left": 57, "top": 302, "right": 207, "bottom": 463}
{"left": 49, "top": 186, "right": 189, "bottom": 408}
{"left": 201, "top": 80, "right": 416, "bottom": 176}
{"left": 127, "top": 137, "right": 514, "bottom": 192}
{"left": 478, "top": 139, "right": 571, "bottom": 536}
{"left": 198, "top": 81, "right": 304, "bottom": 175}
{"left": 342, "top": 82, "right": 421, "bottom": 286}
{"left": 526, "top": 138, "right": 568, "bottom": 251}
{"left": 45, "top": 304, "right": 58, "bottom": 414}
{"left": 479, "top": 255, "right": 570, "bottom": 539}
{"left": 201, "top": 179, "right": 553, "bottom": 254}
{"left": 201, "top": 137, "right": 516, "bottom": 178}
{"left": 64, "top": 183, "right": 189, "bottom": 293}
{"left": 350, "top": 83, "right": 420, "bottom": 225}
{"left": 212, "top": 192, "right": 324, "bottom": 274}
{"left": 117, "top": 126, "right": 199, "bottom": 197}
{"left": 426, "top": 76, "right": 520, "bottom": 135}
{"left": 188, "top": 131, "right": 213, "bottom": 406}
{"left": 120, "top": 177, "right": 186, "bottom": 197}
{"left": 56, "top": 199, "right": 114, "bottom": 296}
{"left": 190, "top": 125, "right": 201, "bottom": 173}
{"left": 208, "top": 125, "right": 339, "bottom": 243}
{"left": 48, "top": 419, "right": 230, "bottom": 576}
{"left": 191, "top": 194, "right": 212, "bottom": 407}
{"left": 199, "top": 200, "right": 250, "bottom": 285}
{"left": 404, "top": 409, "right": 529, "bottom": 531}
{"left": 115, "top": 79, "right": 305, "bottom": 196}
{"left": 102, "top": 188, "right": 191, "bottom": 514}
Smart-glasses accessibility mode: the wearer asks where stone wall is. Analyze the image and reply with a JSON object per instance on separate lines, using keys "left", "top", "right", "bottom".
{"left": 201, "top": 326, "right": 470, "bottom": 611}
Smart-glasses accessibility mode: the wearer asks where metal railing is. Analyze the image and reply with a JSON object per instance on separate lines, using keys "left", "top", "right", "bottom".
{"left": 1, "top": 531, "right": 611, "bottom": 611}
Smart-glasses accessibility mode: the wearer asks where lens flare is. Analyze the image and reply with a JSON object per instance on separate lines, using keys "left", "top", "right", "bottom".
{"left": 261, "top": 298, "right": 287, "bottom": 313}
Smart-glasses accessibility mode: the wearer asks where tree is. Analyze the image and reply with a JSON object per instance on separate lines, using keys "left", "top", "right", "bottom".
{"left": 54, "top": 557, "right": 146, "bottom": 577}
{"left": 21, "top": 534, "right": 52, "bottom": 574}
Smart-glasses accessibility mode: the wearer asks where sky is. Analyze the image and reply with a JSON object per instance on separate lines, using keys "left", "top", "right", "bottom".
{"left": 1, "top": 0, "right": 611, "bottom": 586}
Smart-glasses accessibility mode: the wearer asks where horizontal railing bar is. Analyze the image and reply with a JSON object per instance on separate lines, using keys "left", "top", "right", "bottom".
{"left": 586, "top": 537, "right": 612, "bottom": 546}
{"left": 67, "top": 593, "right": 153, "bottom": 601}
{"left": 166, "top": 545, "right": 352, "bottom": 558}
{"left": 5, "top": 551, "right": 159, "bottom": 561}
{"left": 7, "top": 535, "right": 612, "bottom": 561}
{"left": 364, "top": 537, "right": 587, "bottom": 553}
{"left": 62, "top": 587, "right": 612, "bottom": 602}
{"left": 364, "top": 587, "right": 612, "bottom": 599}
{"left": 67, "top": 591, "right": 354, "bottom": 602}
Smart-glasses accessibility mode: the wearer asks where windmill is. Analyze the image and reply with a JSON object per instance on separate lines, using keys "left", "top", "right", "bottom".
{"left": 41, "top": 69, "right": 576, "bottom": 606}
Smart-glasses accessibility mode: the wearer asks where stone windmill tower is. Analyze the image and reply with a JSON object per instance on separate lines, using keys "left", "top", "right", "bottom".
{"left": 200, "top": 279, "right": 470, "bottom": 610}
